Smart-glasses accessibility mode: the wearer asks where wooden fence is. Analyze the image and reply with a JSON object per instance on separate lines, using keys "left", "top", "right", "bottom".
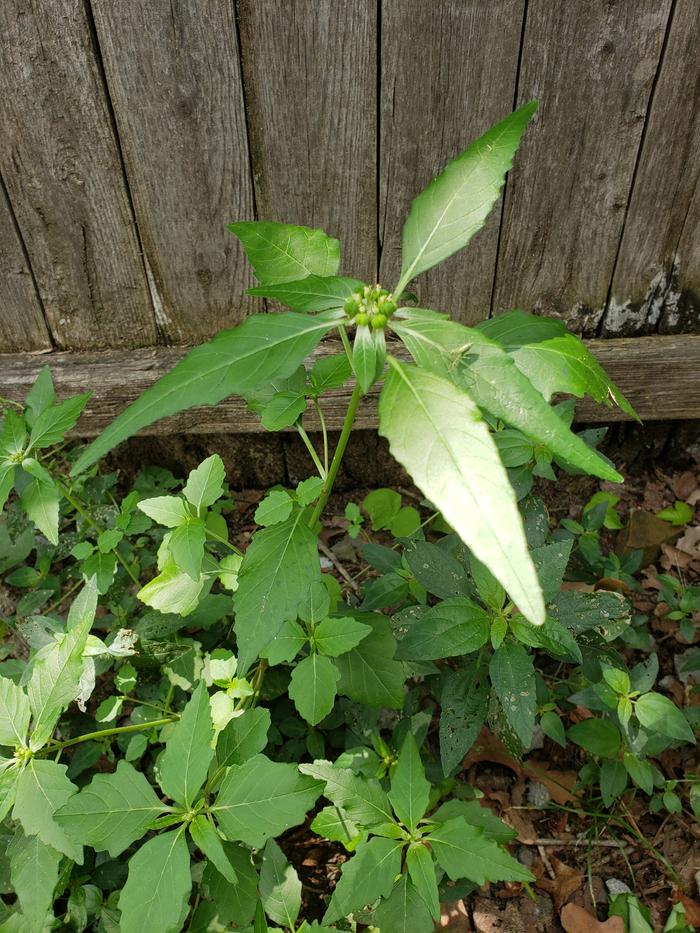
{"left": 1, "top": 0, "right": 699, "bottom": 430}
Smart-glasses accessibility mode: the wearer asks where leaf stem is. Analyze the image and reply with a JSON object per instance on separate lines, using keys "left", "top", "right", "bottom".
{"left": 205, "top": 527, "right": 243, "bottom": 557}
{"left": 42, "top": 716, "right": 177, "bottom": 753}
{"left": 313, "top": 398, "right": 329, "bottom": 474}
{"left": 296, "top": 423, "right": 327, "bottom": 479}
{"left": 308, "top": 380, "right": 363, "bottom": 529}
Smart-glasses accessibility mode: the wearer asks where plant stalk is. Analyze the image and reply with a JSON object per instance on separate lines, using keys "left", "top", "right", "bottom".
{"left": 43, "top": 716, "right": 177, "bottom": 753}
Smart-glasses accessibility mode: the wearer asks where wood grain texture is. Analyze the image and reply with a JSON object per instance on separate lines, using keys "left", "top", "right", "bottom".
{"left": 491, "top": 0, "right": 673, "bottom": 336}
{"left": 237, "top": 0, "right": 377, "bottom": 284}
{"left": 600, "top": 0, "right": 700, "bottom": 337}
{"left": 378, "top": 0, "right": 525, "bottom": 324}
{"left": 0, "top": 179, "right": 52, "bottom": 352}
{"left": 90, "top": 0, "right": 257, "bottom": 342}
{"left": 3, "top": 336, "right": 698, "bottom": 441}
{"left": 0, "top": 0, "right": 157, "bottom": 349}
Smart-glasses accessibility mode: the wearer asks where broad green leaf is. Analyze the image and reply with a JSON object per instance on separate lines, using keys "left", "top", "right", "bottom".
{"left": 55, "top": 760, "right": 165, "bottom": 857}
{"left": 568, "top": 719, "right": 621, "bottom": 758}
{"left": 202, "top": 842, "right": 258, "bottom": 928}
{"left": 24, "top": 365, "right": 56, "bottom": 424}
{"left": 159, "top": 680, "right": 214, "bottom": 806}
{"left": 511, "top": 333, "right": 637, "bottom": 419}
{"left": 439, "top": 663, "right": 489, "bottom": 775}
{"left": 248, "top": 274, "right": 363, "bottom": 312}
{"left": 378, "top": 361, "right": 544, "bottom": 625}
{"left": 259, "top": 838, "right": 302, "bottom": 929}
{"left": 190, "top": 814, "right": 237, "bottom": 883}
{"left": 234, "top": 511, "right": 321, "bottom": 674}
{"left": 373, "top": 873, "right": 434, "bottom": 933}
{"left": 118, "top": 830, "right": 191, "bottom": 933}
{"left": 28, "top": 579, "right": 97, "bottom": 750}
{"left": 470, "top": 553, "right": 506, "bottom": 610}
{"left": 600, "top": 759, "right": 628, "bottom": 807}
{"left": 310, "top": 354, "right": 352, "bottom": 393}
{"left": 0, "top": 761, "right": 20, "bottom": 821}
{"left": 0, "top": 677, "right": 30, "bottom": 747}
{"left": 396, "top": 101, "right": 537, "bottom": 294}
{"left": 406, "top": 844, "right": 440, "bottom": 921}
{"left": 81, "top": 549, "right": 117, "bottom": 595}
{"left": 388, "top": 732, "right": 430, "bottom": 830}
{"left": 313, "top": 616, "right": 372, "bottom": 656}
{"left": 334, "top": 615, "right": 405, "bottom": 709}
{"left": 7, "top": 831, "right": 61, "bottom": 931}
{"left": 540, "top": 710, "right": 567, "bottom": 748}
{"left": 216, "top": 707, "right": 271, "bottom": 770}
{"left": 635, "top": 692, "right": 694, "bottom": 744}
{"left": 212, "top": 754, "right": 322, "bottom": 848}
{"left": 623, "top": 752, "right": 654, "bottom": 795}
{"left": 71, "top": 312, "right": 341, "bottom": 474}
{"left": 261, "top": 619, "right": 308, "bottom": 665}
{"left": 353, "top": 325, "right": 385, "bottom": 394}
{"left": 404, "top": 541, "right": 471, "bottom": 599}
{"left": 489, "top": 643, "right": 536, "bottom": 748}
{"left": 0, "top": 409, "right": 26, "bottom": 457}
{"left": 0, "top": 462, "right": 15, "bottom": 511}
{"left": 289, "top": 653, "right": 339, "bottom": 726}
{"left": 254, "top": 489, "right": 294, "bottom": 526}
{"left": 137, "top": 495, "right": 189, "bottom": 527}
{"left": 391, "top": 316, "right": 622, "bottom": 482}
{"left": 310, "top": 805, "right": 359, "bottom": 848}
{"left": 13, "top": 759, "right": 81, "bottom": 862}
{"left": 168, "top": 518, "right": 206, "bottom": 581}
{"left": 363, "top": 487, "right": 402, "bottom": 529}
{"left": 395, "top": 597, "right": 490, "bottom": 660}
{"left": 19, "top": 474, "right": 59, "bottom": 544}
{"left": 430, "top": 798, "right": 516, "bottom": 844}
{"left": 260, "top": 391, "right": 306, "bottom": 430}
{"left": 428, "top": 817, "right": 532, "bottom": 884}
{"left": 137, "top": 560, "right": 207, "bottom": 616}
{"left": 183, "top": 454, "right": 225, "bottom": 511}
{"left": 323, "top": 836, "right": 402, "bottom": 924}
{"left": 26, "top": 392, "right": 90, "bottom": 452}
{"left": 299, "top": 760, "right": 394, "bottom": 828}
{"left": 229, "top": 221, "right": 340, "bottom": 285}
{"left": 530, "top": 540, "right": 574, "bottom": 601}
{"left": 475, "top": 309, "right": 567, "bottom": 349}
{"left": 509, "top": 615, "right": 582, "bottom": 663}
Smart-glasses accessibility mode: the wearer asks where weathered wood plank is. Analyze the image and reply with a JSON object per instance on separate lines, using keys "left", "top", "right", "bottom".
{"left": 378, "top": 0, "right": 525, "bottom": 324}
{"left": 0, "top": 179, "right": 52, "bottom": 352}
{"left": 491, "top": 0, "right": 672, "bottom": 336}
{"left": 237, "top": 0, "right": 377, "bottom": 284}
{"left": 600, "top": 0, "right": 700, "bottom": 337}
{"left": 90, "top": 0, "right": 257, "bottom": 342}
{"left": 2, "top": 336, "right": 698, "bottom": 440}
{"left": 0, "top": 0, "right": 157, "bottom": 350}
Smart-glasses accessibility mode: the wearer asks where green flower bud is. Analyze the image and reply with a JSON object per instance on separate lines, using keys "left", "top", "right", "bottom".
{"left": 381, "top": 297, "right": 397, "bottom": 316}
{"left": 355, "top": 312, "right": 370, "bottom": 326}
{"left": 371, "top": 313, "right": 387, "bottom": 329}
{"left": 344, "top": 297, "right": 360, "bottom": 316}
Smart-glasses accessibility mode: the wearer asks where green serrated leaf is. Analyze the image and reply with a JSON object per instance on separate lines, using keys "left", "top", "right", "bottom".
{"left": 260, "top": 838, "right": 302, "bottom": 929}
{"left": 334, "top": 615, "right": 405, "bottom": 709}
{"left": 159, "top": 680, "right": 214, "bottom": 806}
{"left": 428, "top": 817, "right": 532, "bottom": 884}
{"left": 289, "top": 654, "right": 339, "bottom": 726}
{"left": 7, "top": 830, "right": 61, "bottom": 931}
{"left": 216, "top": 707, "right": 271, "bottom": 770}
{"left": 19, "top": 473, "right": 59, "bottom": 545}
{"left": 299, "top": 760, "right": 394, "bottom": 828}
{"left": 397, "top": 101, "right": 537, "bottom": 294}
{"left": 26, "top": 393, "right": 90, "bottom": 452}
{"left": 323, "top": 836, "right": 402, "bottom": 924}
{"left": 55, "top": 760, "right": 165, "bottom": 857}
{"left": 489, "top": 643, "right": 536, "bottom": 748}
{"left": 248, "top": 274, "right": 363, "bottom": 312}
{"left": 439, "top": 663, "right": 488, "bottom": 775}
{"left": 190, "top": 814, "right": 237, "bottom": 883}
{"left": 406, "top": 844, "right": 440, "bottom": 921}
{"left": 388, "top": 732, "right": 430, "bottom": 830}
{"left": 0, "top": 677, "right": 30, "bottom": 747}
{"left": 229, "top": 221, "right": 340, "bottom": 285}
{"left": 475, "top": 309, "right": 567, "bottom": 349}
{"left": 313, "top": 616, "right": 372, "bottom": 657}
{"left": 379, "top": 361, "right": 544, "bottom": 625}
{"left": 137, "top": 495, "right": 189, "bottom": 527}
{"left": 373, "top": 873, "right": 434, "bottom": 933}
{"left": 168, "top": 519, "right": 206, "bottom": 581}
{"left": 261, "top": 391, "right": 307, "bottom": 431}
{"left": 395, "top": 597, "right": 490, "bottom": 660}
{"left": 13, "top": 759, "right": 81, "bottom": 862}
{"left": 71, "top": 312, "right": 341, "bottom": 475}
{"left": 118, "top": 830, "right": 191, "bottom": 933}
{"left": 212, "top": 754, "right": 322, "bottom": 848}
{"left": 635, "top": 692, "right": 694, "bottom": 744}
{"left": 234, "top": 511, "right": 321, "bottom": 674}
{"left": 183, "top": 455, "right": 226, "bottom": 511}
{"left": 310, "top": 805, "right": 359, "bottom": 849}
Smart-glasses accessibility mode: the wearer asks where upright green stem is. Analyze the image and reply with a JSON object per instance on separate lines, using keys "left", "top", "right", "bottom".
{"left": 308, "top": 381, "right": 363, "bottom": 529}
{"left": 42, "top": 716, "right": 177, "bottom": 753}
{"left": 296, "top": 423, "right": 327, "bottom": 479}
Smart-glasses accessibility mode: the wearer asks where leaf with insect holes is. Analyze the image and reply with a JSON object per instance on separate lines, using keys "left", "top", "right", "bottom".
{"left": 489, "top": 643, "right": 536, "bottom": 748}
{"left": 118, "top": 830, "right": 191, "bottom": 933}
{"left": 395, "top": 597, "right": 490, "bottom": 660}
{"left": 55, "top": 760, "right": 166, "bottom": 857}
{"left": 72, "top": 311, "right": 342, "bottom": 474}
{"left": 229, "top": 221, "right": 340, "bottom": 285}
{"left": 397, "top": 102, "right": 537, "bottom": 293}
{"left": 379, "top": 360, "right": 544, "bottom": 625}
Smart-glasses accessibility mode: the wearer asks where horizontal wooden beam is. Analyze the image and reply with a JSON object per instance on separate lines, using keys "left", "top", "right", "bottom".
{"left": 1, "top": 335, "right": 699, "bottom": 437}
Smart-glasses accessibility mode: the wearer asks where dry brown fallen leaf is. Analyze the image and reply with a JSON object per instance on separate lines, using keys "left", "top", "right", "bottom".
{"left": 438, "top": 898, "right": 472, "bottom": 931}
{"left": 536, "top": 856, "right": 583, "bottom": 910}
{"left": 675, "top": 891, "right": 700, "bottom": 925}
{"left": 560, "top": 903, "right": 624, "bottom": 933}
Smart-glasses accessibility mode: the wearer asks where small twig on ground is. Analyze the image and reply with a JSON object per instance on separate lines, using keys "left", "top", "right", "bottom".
{"left": 318, "top": 540, "right": 359, "bottom": 594}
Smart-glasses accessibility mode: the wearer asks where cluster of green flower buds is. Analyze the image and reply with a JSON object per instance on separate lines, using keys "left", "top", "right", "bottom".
{"left": 343, "top": 284, "right": 397, "bottom": 330}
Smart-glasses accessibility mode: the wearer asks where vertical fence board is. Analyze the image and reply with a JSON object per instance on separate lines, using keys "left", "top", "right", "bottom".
{"left": 0, "top": 0, "right": 156, "bottom": 350}
{"left": 491, "top": 0, "right": 672, "bottom": 336}
{"left": 600, "top": 0, "right": 700, "bottom": 336}
{"left": 0, "top": 182, "right": 51, "bottom": 351}
{"left": 378, "top": 0, "right": 525, "bottom": 324}
{"left": 238, "top": 0, "right": 377, "bottom": 284}
{"left": 91, "top": 0, "right": 256, "bottom": 342}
